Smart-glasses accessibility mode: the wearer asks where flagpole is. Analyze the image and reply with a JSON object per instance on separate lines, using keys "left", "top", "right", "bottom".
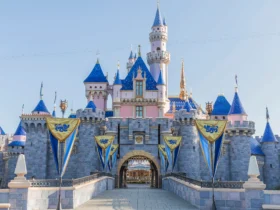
{"left": 211, "top": 143, "right": 216, "bottom": 210}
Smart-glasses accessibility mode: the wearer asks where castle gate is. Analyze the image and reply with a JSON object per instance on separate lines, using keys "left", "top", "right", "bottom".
{"left": 117, "top": 150, "right": 160, "bottom": 188}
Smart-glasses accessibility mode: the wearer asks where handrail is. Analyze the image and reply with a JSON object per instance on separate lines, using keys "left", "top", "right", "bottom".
{"left": 29, "top": 172, "right": 113, "bottom": 188}
{"left": 163, "top": 173, "right": 244, "bottom": 189}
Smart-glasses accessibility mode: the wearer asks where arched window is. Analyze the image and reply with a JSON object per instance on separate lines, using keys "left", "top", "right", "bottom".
{"left": 156, "top": 47, "right": 160, "bottom": 51}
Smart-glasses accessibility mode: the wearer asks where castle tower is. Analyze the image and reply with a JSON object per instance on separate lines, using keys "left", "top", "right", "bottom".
{"left": 84, "top": 59, "right": 109, "bottom": 111}
{"left": 226, "top": 83, "right": 253, "bottom": 181}
{"left": 126, "top": 50, "right": 135, "bottom": 73}
{"left": 32, "top": 82, "right": 50, "bottom": 115}
{"left": 260, "top": 107, "right": 279, "bottom": 189}
{"left": 179, "top": 60, "right": 188, "bottom": 100}
{"left": 211, "top": 94, "right": 231, "bottom": 120}
{"left": 156, "top": 70, "right": 166, "bottom": 117}
{"left": 147, "top": 3, "right": 170, "bottom": 97}
{"left": 113, "top": 63, "right": 122, "bottom": 117}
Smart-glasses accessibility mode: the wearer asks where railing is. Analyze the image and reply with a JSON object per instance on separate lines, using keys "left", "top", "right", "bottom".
{"left": 163, "top": 173, "right": 244, "bottom": 189}
{"left": 30, "top": 172, "right": 113, "bottom": 188}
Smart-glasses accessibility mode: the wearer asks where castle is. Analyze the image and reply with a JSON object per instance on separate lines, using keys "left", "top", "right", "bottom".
{"left": 0, "top": 4, "right": 279, "bottom": 190}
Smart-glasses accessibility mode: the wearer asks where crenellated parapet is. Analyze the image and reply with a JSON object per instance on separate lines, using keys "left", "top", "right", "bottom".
{"left": 21, "top": 115, "right": 48, "bottom": 133}
{"left": 149, "top": 31, "right": 168, "bottom": 42}
{"left": 225, "top": 120, "right": 255, "bottom": 136}
{"left": 147, "top": 51, "right": 170, "bottom": 65}
{"left": 76, "top": 108, "right": 105, "bottom": 122}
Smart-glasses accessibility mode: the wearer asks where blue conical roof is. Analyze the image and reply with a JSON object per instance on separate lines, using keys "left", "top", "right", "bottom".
{"left": 212, "top": 95, "right": 231, "bottom": 115}
{"left": 182, "top": 100, "right": 192, "bottom": 112}
{"left": 157, "top": 71, "right": 165, "bottom": 85}
{"left": 114, "top": 70, "right": 122, "bottom": 85}
{"left": 86, "top": 100, "right": 96, "bottom": 112}
{"left": 129, "top": 51, "right": 133, "bottom": 59}
{"left": 134, "top": 53, "right": 137, "bottom": 59}
{"left": 250, "top": 138, "right": 264, "bottom": 155}
{"left": 32, "top": 100, "right": 50, "bottom": 114}
{"left": 8, "top": 121, "right": 26, "bottom": 147}
{"left": 163, "top": 17, "right": 167, "bottom": 26}
{"left": 84, "top": 61, "right": 108, "bottom": 83}
{"left": 121, "top": 56, "right": 157, "bottom": 91}
{"left": 152, "top": 6, "right": 163, "bottom": 27}
{"left": 0, "top": 127, "right": 6, "bottom": 135}
{"left": 228, "top": 90, "right": 246, "bottom": 115}
{"left": 260, "top": 122, "right": 278, "bottom": 143}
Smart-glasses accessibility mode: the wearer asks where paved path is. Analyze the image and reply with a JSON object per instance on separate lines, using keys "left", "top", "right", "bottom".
{"left": 75, "top": 185, "right": 198, "bottom": 210}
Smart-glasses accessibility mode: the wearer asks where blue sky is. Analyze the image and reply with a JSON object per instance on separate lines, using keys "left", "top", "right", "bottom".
{"left": 0, "top": 0, "right": 279, "bottom": 136}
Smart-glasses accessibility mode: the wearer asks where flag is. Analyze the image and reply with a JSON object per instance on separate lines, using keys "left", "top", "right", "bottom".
{"left": 95, "top": 136, "right": 115, "bottom": 171}
{"left": 108, "top": 144, "right": 119, "bottom": 171}
{"left": 158, "top": 145, "right": 169, "bottom": 172}
{"left": 46, "top": 118, "right": 80, "bottom": 177}
{"left": 163, "top": 136, "right": 182, "bottom": 171}
{"left": 195, "top": 120, "right": 227, "bottom": 178}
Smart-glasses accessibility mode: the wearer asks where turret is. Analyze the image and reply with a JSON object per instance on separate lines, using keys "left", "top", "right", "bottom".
{"left": 260, "top": 107, "right": 279, "bottom": 189}
{"left": 225, "top": 78, "right": 253, "bottom": 181}
{"left": 147, "top": 2, "right": 170, "bottom": 96}
{"left": 32, "top": 82, "right": 50, "bottom": 115}
{"left": 85, "top": 92, "right": 97, "bottom": 112}
{"left": 84, "top": 58, "right": 109, "bottom": 111}
{"left": 0, "top": 127, "right": 6, "bottom": 136}
{"left": 126, "top": 50, "right": 135, "bottom": 73}
{"left": 211, "top": 94, "right": 231, "bottom": 120}
{"left": 113, "top": 63, "right": 122, "bottom": 117}
{"left": 52, "top": 91, "right": 57, "bottom": 118}
{"left": 8, "top": 121, "right": 26, "bottom": 148}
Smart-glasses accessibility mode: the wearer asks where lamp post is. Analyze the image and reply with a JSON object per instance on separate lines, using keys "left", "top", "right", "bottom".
{"left": 206, "top": 101, "right": 216, "bottom": 210}
{"left": 57, "top": 100, "right": 68, "bottom": 210}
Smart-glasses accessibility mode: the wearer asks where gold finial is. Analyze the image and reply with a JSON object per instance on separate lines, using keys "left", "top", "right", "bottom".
{"left": 60, "top": 100, "right": 68, "bottom": 118}
{"left": 138, "top": 45, "right": 141, "bottom": 57}
{"left": 117, "top": 60, "right": 120, "bottom": 69}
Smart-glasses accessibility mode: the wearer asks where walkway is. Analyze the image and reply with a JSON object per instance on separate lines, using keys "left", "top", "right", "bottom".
{"left": 75, "top": 185, "right": 198, "bottom": 210}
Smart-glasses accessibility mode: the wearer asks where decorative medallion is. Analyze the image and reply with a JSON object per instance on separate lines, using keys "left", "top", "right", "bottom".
{"left": 135, "top": 135, "right": 144, "bottom": 144}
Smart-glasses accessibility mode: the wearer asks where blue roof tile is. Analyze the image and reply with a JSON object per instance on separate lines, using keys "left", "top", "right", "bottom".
{"left": 8, "top": 141, "right": 25, "bottom": 147}
{"left": 32, "top": 100, "right": 50, "bottom": 114}
{"left": 114, "top": 70, "right": 122, "bottom": 85}
{"left": 9, "top": 121, "right": 26, "bottom": 147}
{"left": 84, "top": 61, "right": 108, "bottom": 83}
{"left": 121, "top": 56, "right": 158, "bottom": 91}
{"left": 228, "top": 91, "right": 246, "bottom": 115}
{"left": 152, "top": 7, "right": 163, "bottom": 27}
{"left": 212, "top": 95, "right": 231, "bottom": 115}
{"left": 182, "top": 100, "right": 192, "bottom": 112}
{"left": 0, "top": 127, "right": 6, "bottom": 135}
{"left": 86, "top": 100, "right": 96, "bottom": 112}
{"left": 250, "top": 138, "right": 264, "bottom": 156}
{"left": 260, "top": 122, "right": 278, "bottom": 143}
{"left": 157, "top": 71, "right": 165, "bottom": 85}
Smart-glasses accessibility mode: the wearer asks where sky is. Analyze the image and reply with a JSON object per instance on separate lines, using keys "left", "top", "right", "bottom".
{"left": 0, "top": 0, "right": 279, "bottom": 136}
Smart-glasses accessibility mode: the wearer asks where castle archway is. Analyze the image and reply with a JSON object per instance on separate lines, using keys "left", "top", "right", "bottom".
{"left": 117, "top": 150, "right": 160, "bottom": 188}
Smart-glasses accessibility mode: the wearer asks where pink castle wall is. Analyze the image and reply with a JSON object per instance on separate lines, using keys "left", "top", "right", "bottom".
{"left": 228, "top": 115, "right": 247, "bottom": 123}
{"left": 120, "top": 106, "right": 133, "bottom": 118}
{"left": 146, "top": 106, "right": 158, "bottom": 118}
{"left": 93, "top": 92, "right": 105, "bottom": 110}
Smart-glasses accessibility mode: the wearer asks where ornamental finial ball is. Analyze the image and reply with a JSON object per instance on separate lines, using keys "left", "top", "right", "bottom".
{"left": 60, "top": 100, "right": 68, "bottom": 113}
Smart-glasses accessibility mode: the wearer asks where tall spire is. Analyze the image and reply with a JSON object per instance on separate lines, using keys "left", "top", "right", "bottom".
{"left": 228, "top": 76, "right": 246, "bottom": 115}
{"left": 152, "top": 0, "right": 163, "bottom": 27}
{"left": 179, "top": 59, "right": 188, "bottom": 100}
{"left": 261, "top": 107, "right": 277, "bottom": 143}
{"left": 114, "top": 61, "right": 122, "bottom": 85}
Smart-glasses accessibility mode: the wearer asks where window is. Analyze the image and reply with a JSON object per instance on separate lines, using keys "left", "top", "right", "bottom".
{"left": 136, "top": 106, "right": 143, "bottom": 118}
{"left": 136, "top": 81, "right": 143, "bottom": 97}
{"left": 157, "top": 47, "right": 160, "bottom": 51}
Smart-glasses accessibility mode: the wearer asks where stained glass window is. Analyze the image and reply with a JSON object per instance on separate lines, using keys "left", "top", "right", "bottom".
{"left": 136, "top": 81, "right": 143, "bottom": 97}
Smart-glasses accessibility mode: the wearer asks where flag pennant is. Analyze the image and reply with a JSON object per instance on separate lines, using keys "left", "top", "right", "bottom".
{"left": 107, "top": 144, "right": 119, "bottom": 171}
{"left": 46, "top": 118, "right": 80, "bottom": 177}
{"left": 95, "top": 136, "right": 115, "bottom": 171}
{"left": 158, "top": 145, "right": 169, "bottom": 172}
{"left": 163, "top": 136, "right": 182, "bottom": 171}
{"left": 195, "top": 120, "right": 227, "bottom": 178}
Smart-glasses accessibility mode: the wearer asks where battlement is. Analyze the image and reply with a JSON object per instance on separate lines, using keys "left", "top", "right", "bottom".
{"left": 149, "top": 31, "right": 168, "bottom": 42}
{"left": 76, "top": 108, "right": 105, "bottom": 122}
{"left": 147, "top": 51, "right": 170, "bottom": 64}
{"left": 225, "top": 121, "right": 255, "bottom": 136}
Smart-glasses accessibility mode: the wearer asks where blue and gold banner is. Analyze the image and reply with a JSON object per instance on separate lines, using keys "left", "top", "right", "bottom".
{"left": 163, "top": 136, "right": 182, "bottom": 171}
{"left": 46, "top": 118, "right": 80, "bottom": 177}
{"left": 95, "top": 136, "right": 114, "bottom": 170}
{"left": 108, "top": 144, "right": 119, "bottom": 171}
{"left": 195, "top": 120, "right": 227, "bottom": 177}
{"left": 158, "top": 145, "right": 169, "bottom": 172}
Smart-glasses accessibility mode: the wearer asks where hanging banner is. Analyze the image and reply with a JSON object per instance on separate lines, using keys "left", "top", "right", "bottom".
{"left": 108, "top": 144, "right": 119, "bottom": 171}
{"left": 163, "top": 136, "right": 182, "bottom": 171}
{"left": 158, "top": 145, "right": 169, "bottom": 172}
{"left": 195, "top": 120, "right": 227, "bottom": 177}
{"left": 46, "top": 118, "right": 80, "bottom": 177}
{"left": 95, "top": 136, "right": 114, "bottom": 170}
